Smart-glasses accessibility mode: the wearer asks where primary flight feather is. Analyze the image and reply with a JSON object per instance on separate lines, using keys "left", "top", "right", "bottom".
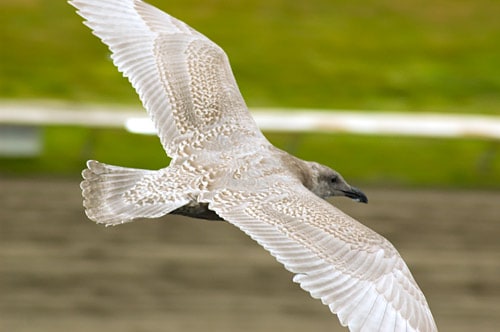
{"left": 70, "top": 1, "right": 437, "bottom": 331}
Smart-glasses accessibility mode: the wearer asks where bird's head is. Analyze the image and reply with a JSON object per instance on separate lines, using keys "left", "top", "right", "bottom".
{"left": 308, "top": 162, "right": 368, "bottom": 203}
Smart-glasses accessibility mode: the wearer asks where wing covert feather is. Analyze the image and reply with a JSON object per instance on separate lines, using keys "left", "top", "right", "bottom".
{"left": 70, "top": 0, "right": 261, "bottom": 156}
{"left": 208, "top": 183, "right": 437, "bottom": 332}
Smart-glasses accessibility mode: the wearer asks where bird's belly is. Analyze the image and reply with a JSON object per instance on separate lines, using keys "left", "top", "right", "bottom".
{"left": 171, "top": 202, "right": 223, "bottom": 221}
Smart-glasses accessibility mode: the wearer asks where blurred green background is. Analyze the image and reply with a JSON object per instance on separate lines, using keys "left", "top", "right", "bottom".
{"left": 1, "top": 0, "right": 499, "bottom": 187}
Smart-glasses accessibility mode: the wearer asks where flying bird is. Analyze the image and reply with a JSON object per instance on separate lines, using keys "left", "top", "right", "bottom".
{"left": 70, "top": 0, "right": 437, "bottom": 331}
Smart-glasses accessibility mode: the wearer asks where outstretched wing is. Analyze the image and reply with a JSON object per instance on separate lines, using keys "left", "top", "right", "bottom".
{"left": 70, "top": 0, "right": 264, "bottom": 156}
{"left": 208, "top": 181, "right": 437, "bottom": 332}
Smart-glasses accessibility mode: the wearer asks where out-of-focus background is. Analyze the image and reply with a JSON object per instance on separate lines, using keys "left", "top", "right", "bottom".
{"left": 1, "top": 0, "right": 499, "bottom": 331}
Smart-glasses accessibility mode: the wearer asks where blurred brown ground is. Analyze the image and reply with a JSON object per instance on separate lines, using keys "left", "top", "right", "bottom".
{"left": 0, "top": 177, "right": 499, "bottom": 331}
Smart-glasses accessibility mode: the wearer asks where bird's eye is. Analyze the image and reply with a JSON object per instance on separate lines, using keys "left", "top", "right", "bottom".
{"left": 331, "top": 176, "right": 338, "bottom": 183}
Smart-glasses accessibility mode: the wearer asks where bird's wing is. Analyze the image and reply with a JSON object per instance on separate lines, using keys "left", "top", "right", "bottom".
{"left": 70, "top": 0, "right": 265, "bottom": 157}
{"left": 208, "top": 181, "right": 437, "bottom": 332}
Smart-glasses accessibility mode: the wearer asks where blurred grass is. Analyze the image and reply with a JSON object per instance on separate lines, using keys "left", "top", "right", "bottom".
{"left": 0, "top": 0, "right": 499, "bottom": 187}
{"left": 1, "top": 126, "right": 499, "bottom": 189}
{"left": 268, "top": 132, "right": 500, "bottom": 188}
{"left": 1, "top": 0, "right": 499, "bottom": 112}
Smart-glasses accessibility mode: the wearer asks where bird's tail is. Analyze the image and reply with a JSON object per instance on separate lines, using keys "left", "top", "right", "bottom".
{"left": 81, "top": 160, "right": 187, "bottom": 226}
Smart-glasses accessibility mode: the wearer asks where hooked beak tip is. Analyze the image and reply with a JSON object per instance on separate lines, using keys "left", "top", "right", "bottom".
{"left": 342, "top": 186, "right": 368, "bottom": 204}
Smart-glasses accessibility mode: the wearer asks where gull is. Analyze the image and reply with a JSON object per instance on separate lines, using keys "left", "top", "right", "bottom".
{"left": 70, "top": 1, "right": 437, "bottom": 331}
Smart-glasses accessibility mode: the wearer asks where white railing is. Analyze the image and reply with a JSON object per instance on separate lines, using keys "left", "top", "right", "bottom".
{"left": 1, "top": 101, "right": 499, "bottom": 139}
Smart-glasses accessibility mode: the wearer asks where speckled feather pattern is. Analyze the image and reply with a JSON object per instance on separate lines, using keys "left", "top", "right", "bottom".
{"left": 71, "top": 0, "right": 437, "bottom": 331}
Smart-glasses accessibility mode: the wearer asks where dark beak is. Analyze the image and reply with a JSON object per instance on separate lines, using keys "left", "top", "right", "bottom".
{"left": 342, "top": 186, "right": 368, "bottom": 203}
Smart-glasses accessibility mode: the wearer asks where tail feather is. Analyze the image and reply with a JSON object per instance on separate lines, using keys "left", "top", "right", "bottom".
{"left": 81, "top": 160, "right": 188, "bottom": 226}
